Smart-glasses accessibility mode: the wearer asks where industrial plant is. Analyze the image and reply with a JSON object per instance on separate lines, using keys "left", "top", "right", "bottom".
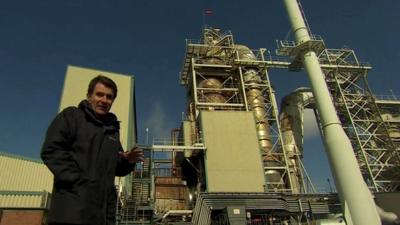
{"left": 0, "top": 0, "right": 399, "bottom": 225}
{"left": 116, "top": 1, "right": 400, "bottom": 225}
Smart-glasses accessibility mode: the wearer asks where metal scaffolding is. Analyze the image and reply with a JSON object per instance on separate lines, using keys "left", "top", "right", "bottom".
{"left": 117, "top": 144, "right": 207, "bottom": 225}
{"left": 321, "top": 55, "right": 400, "bottom": 192}
{"left": 277, "top": 37, "right": 400, "bottom": 192}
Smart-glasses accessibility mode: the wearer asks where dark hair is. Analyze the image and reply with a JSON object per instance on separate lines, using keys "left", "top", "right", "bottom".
{"left": 87, "top": 75, "right": 118, "bottom": 99}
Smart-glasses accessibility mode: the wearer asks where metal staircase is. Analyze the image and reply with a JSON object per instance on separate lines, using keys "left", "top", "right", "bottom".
{"left": 118, "top": 148, "right": 153, "bottom": 224}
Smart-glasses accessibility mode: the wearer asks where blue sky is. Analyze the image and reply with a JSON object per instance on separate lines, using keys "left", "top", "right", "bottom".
{"left": 1, "top": 0, "right": 399, "bottom": 191}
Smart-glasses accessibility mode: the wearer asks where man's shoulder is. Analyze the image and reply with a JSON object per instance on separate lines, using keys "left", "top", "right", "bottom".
{"left": 61, "top": 106, "right": 80, "bottom": 114}
{"left": 59, "top": 106, "right": 85, "bottom": 119}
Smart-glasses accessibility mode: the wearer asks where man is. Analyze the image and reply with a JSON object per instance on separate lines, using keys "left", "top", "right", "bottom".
{"left": 41, "top": 75, "right": 143, "bottom": 225}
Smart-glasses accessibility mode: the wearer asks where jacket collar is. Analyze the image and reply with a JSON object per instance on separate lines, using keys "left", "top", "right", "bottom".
{"left": 78, "top": 100, "right": 120, "bottom": 130}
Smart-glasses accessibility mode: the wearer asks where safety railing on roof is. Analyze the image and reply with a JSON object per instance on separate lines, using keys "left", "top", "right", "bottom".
{"left": 278, "top": 35, "right": 323, "bottom": 47}
{"left": 152, "top": 138, "right": 186, "bottom": 146}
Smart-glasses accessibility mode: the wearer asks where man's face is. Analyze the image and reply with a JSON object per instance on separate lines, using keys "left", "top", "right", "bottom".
{"left": 87, "top": 83, "right": 115, "bottom": 116}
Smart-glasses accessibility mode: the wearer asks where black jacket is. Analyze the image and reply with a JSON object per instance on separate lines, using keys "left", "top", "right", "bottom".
{"left": 41, "top": 100, "right": 134, "bottom": 225}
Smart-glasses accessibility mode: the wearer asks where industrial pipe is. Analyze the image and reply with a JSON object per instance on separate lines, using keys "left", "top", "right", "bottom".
{"left": 236, "top": 45, "right": 273, "bottom": 156}
{"left": 280, "top": 87, "right": 314, "bottom": 193}
{"left": 283, "top": 0, "right": 381, "bottom": 224}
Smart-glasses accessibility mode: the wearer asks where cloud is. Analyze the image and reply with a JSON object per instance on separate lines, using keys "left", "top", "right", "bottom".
{"left": 303, "top": 109, "right": 320, "bottom": 140}
{"left": 143, "top": 102, "right": 175, "bottom": 142}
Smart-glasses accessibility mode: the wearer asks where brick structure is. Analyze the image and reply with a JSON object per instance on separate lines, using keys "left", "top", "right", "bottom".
{"left": 0, "top": 210, "right": 45, "bottom": 225}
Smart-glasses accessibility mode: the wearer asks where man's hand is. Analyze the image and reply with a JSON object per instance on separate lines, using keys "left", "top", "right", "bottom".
{"left": 119, "top": 146, "right": 144, "bottom": 164}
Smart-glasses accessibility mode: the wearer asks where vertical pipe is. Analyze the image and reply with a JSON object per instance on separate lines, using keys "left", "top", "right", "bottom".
{"left": 244, "top": 71, "right": 273, "bottom": 152}
{"left": 237, "top": 45, "right": 274, "bottom": 157}
{"left": 283, "top": 0, "right": 380, "bottom": 224}
{"left": 191, "top": 58, "right": 199, "bottom": 143}
{"left": 238, "top": 66, "right": 249, "bottom": 111}
{"left": 191, "top": 58, "right": 199, "bottom": 110}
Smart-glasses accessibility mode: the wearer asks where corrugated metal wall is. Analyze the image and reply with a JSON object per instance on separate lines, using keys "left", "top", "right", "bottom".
{"left": 0, "top": 152, "right": 53, "bottom": 193}
{"left": 0, "top": 191, "right": 49, "bottom": 208}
